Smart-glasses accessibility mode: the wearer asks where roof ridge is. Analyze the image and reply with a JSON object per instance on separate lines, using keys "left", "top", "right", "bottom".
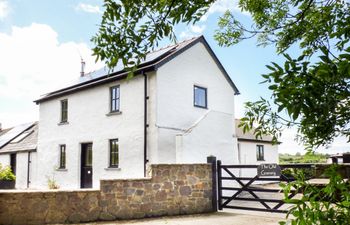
{"left": 150, "top": 36, "right": 199, "bottom": 54}
{"left": 84, "top": 36, "right": 200, "bottom": 76}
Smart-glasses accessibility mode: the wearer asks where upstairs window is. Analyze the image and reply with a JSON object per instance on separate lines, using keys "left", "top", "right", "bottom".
{"left": 60, "top": 99, "right": 68, "bottom": 123}
{"left": 256, "top": 145, "right": 264, "bottom": 161}
{"left": 194, "top": 85, "right": 207, "bottom": 108}
{"left": 59, "top": 145, "right": 66, "bottom": 169}
{"left": 110, "top": 86, "right": 120, "bottom": 112}
{"left": 109, "top": 139, "right": 119, "bottom": 167}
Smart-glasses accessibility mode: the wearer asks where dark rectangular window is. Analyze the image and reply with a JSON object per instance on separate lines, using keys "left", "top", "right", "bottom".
{"left": 59, "top": 145, "right": 66, "bottom": 169}
{"left": 256, "top": 145, "right": 264, "bottom": 161}
{"left": 10, "top": 153, "right": 16, "bottom": 175}
{"left": 61, "top": 99, "right": 68, "bottom": 122}
{"left": 109, "top": 139, "right": 119, "bottom": 167}
{"left": 194, "top": 85, "right": 207, "bottom": 108}
{"left": 110, "top": 86, "right": 120, "bottom": 112}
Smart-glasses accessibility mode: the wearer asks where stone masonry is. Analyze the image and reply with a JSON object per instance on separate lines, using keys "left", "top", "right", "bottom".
{"left": 0, "top": 164, "right": 213, "bottom": 225}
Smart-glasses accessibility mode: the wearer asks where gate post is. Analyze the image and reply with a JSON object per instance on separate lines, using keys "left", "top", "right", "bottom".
{"left": 217, "top": 160, "right": 223, "bottom": 210}
{"left": 207, "top": 155, "right": 217, "bottom": 212}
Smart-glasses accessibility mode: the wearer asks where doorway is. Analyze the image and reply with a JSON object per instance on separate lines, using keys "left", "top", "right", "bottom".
{"left": 10, "top": 153, "right": 16, "bottom": 175}
{"left": 81, "top": 143, "right": 93, "bottom": 188}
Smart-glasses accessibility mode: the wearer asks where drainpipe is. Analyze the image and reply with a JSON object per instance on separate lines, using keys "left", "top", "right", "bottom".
{"left": 27, "top": 152, "right": 31, "bottom": 188}
{"left": 143, "top": 72, "right": 149, "bottom": 177}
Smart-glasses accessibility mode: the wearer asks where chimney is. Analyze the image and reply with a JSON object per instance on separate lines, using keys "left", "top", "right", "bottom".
{"left": 80, "top": 58, "right": 85, "bottom": 77}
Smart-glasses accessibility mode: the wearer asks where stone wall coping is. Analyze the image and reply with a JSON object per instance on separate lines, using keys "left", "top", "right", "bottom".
{"left": 151, "top": 163, "right": 210, "bottom": 167}
{"left": 101, "top": 177, "right": 152, "bottom": 182}
{"left": 0, "top": 188, "right": 100, "bottom": 194}
{"left": 279, "top": 163, "right": 350, "bottom": 166}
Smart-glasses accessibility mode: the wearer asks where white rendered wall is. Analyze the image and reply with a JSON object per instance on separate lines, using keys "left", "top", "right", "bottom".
{"left": 176, "top": 111, "right": 237, "bottom": 165}
{"left": 0, "top": 154, "right": 9, "bottom": 166}
{"left": 155, "top": 41, "right": 237, "bottom": 164}
{"left": 238, "top": 141, "right": 279, "bottom": 178}
{"left": 28, "top": 152, "right": 37, "bottom": 189}
{"left": 14, "top": 152, "right": 28, "bottom": 189}
{"left": 35, "top": 75, "right": 146, "bottom": 189}
{"left": 146, "top": 72, "right": 159, "bottom": 165}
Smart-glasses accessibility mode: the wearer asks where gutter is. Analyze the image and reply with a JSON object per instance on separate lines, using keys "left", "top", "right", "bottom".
{"left": 237, "top": 138, "right": 282, "bottom": 145}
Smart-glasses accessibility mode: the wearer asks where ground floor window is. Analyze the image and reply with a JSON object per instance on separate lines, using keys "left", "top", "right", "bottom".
{"left": 109, "top": 139, "right": 119, "bottom": 167}
{"left": 59, "top": 145, "right": 66, "bottom": 169}
{"left": 256, "top": 145, "right": 264, "bottom": 161}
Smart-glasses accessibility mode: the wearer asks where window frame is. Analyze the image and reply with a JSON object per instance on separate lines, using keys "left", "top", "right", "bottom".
{"left": 193, "top": 85, "right": 208, "bottom": 109}
{"left": 109, "top": 139, "right": 119, "bottom": 168}
{"left": 110, "top": 85, "right": 120, "bottom": 113}
{"left": 59, "top": 144, "right": 66, "bottom": 169}
{"left": 60, "top": 99, "right": 68, "bottom": 123}
{"left": 256, "top": 145, "right": 265, "bottom": 161}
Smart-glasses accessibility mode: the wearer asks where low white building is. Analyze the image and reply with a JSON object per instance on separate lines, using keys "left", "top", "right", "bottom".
{"left": 0, "top": 122, "right": 38, "bottom": 189}
{"left": 235, "top": 119, "right": 279, "bottom": 177}
{"left": 1, "top": 36, "right": 240, "bottom": 189}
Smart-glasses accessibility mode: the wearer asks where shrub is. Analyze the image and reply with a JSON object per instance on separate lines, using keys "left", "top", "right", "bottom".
{"left": 47, "top": 176, "right": 59, "bottom": 189}
{"left": 0, "top": 163, "right": 16, "bottom": 181}
{"left": 280, "top": 165, "right": 350, "bottom": 225}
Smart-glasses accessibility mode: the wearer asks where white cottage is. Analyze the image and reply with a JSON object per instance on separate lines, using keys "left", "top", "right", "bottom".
{"left": 23, "top": 36, "right": 240, "bottom": 189}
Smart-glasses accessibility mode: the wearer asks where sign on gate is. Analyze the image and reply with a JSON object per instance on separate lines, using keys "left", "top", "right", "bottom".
{"left": 257, "top": 163, "right": 281, "bottom": 177}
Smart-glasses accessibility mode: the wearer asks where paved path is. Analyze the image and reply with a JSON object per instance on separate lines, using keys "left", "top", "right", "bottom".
{"left": 77, "top": 210, "right": 286, "bottom": 225}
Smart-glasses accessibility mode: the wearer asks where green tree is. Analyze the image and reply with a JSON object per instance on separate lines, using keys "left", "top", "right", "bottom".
{"left": 92, "top": 0, "right": 350, "bottom": 149}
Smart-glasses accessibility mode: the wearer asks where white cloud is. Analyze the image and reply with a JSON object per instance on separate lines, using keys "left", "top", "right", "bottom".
{"left": 0, "top": 23, "right": 103, "bottom": 127}
{"left": 209, "top": 0, "right": 240, "bottom": 14}
{"left": 201, "top": 0, "right": 247, "bottom": 21}
{"left": 279, "top": 127, "right": 306, "bottom": 154}
{"left": 190, "top": 24, "right": 206, "bottom": 34}
{"left": 75, "top": 3, "right": 102, "bottom": 14}
{"left": 179, "top": 24, "right": 206, "bottom": 40}
{"left": 0, "top": 0, "right": 9, "bottom": 20}
{"left": 278, "top": 127, "right": 350, "bottom": 155}
{"left": 179, "top": 0, "right": 246, "bottom": 39}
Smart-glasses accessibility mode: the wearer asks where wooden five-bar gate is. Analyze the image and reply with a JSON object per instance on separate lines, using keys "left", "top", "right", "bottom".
{"left": 207, "top": 156, "right": 314, "bottom": 213}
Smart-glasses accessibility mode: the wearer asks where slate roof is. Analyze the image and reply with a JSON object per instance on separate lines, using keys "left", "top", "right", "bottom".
{"left": 235, "top": 119, "right": 278, "bottom": 144}
{"left": 34, "top": 35, "right": 240, "bottom": 104}
{"left": 0, "top": 128, "right": 11, "bottom": 137}
{"left": 0, "top": 122, "right": 38, "bottom": 154}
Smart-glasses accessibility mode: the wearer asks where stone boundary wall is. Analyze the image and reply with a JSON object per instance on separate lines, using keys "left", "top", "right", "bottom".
{"left": 0, "top": 164, "right": 213, "bottom": 225}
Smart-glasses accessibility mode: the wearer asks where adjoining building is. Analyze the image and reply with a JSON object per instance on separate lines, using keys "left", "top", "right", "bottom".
{"left": 0, "top": 122, "right": 38, "bottom": 189}
{"left": 235, "top": 119, "right": 279, "bottom": 178}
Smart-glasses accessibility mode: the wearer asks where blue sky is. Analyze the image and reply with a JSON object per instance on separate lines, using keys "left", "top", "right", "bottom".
{"left": 0, "top": 0, "right": 348, "bottom": 154}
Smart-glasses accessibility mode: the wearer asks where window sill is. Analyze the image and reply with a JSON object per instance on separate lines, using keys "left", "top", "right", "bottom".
{"left": 194, "top": 105, "right": 208, "bottom": 109}
{"left": 257, "top": 160, "right": 265, "bottom": 162}
{"left": 56, "top": 168, "right": 67, "bottom": 171}
{"left": 104, "top": 167, "right": 121, "bottom": 171}
{"left": 106, "top": 111, "right": 122, "bottom": 117}
{"left": 58, "top": 122, "right": 69, "bottom": 126}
